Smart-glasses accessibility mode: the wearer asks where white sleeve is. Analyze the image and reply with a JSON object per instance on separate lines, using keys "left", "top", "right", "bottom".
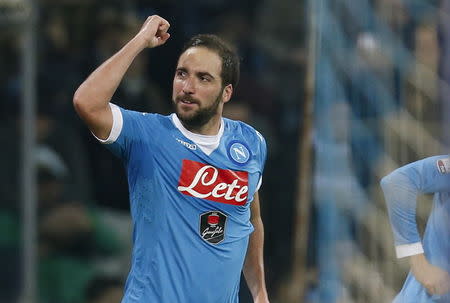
{"left": 92, "top": 103, "right": 123, "bottom": 144}
{"left": 395, "top": 242, "right": 424, "bottom": 259}
{"left": 256, "top": 176, "right": 263, "bottom": 191}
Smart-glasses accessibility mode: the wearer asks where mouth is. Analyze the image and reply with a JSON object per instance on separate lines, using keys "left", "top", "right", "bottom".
{"left": 177, "top": 97, "right": 199, "bottom": 107}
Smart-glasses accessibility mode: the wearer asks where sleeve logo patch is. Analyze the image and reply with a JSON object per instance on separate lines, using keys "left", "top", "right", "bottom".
{"left": 436, "top": 158, "right": 450, "bottom": 174}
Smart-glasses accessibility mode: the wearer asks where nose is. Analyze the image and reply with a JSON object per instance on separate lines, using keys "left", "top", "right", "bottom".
{"left": 182, "top": 77, "right": 195, "bottom": 94}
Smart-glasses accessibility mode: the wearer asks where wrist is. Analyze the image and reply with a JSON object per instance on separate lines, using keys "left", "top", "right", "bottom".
{"left": 252, "top": 288, "right": 269, "bottom": 300}
{"left": 410, "top": 253, "right": 427, "bottom": 267}
{"left": 253, "top": 291, "right": 269, "bottom": 303}
{"left": 129, "top": 34, "right": 149, "bottom": 53}
{"left": 410, "top": 253, "right": 430, "bottom": 280}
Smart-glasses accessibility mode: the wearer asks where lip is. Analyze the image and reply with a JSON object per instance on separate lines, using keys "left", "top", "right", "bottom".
{"left": 178, "top": 98, "right": 198, "bottom": 106}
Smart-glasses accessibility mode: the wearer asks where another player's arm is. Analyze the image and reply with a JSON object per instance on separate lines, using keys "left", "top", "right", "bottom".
{"left": 73, "top": 15, "right": 170, "bottom": 139}
{"left": 380, "top": 156, "right": 450, "bottom": 295}
{"left": 409, "top": 253, "right": 450, "bottom": 295}
{"left": 243, "top": 192, "right": 269, "bottom": 303}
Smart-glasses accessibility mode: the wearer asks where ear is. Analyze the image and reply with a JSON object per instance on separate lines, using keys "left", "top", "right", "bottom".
{"left": 222, "top": 84, "right": 233, "bottom": 103}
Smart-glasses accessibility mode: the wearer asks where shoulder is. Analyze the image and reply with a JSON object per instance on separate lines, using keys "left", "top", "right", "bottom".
{"left": 143, "top": 112, "right": 173, "bottom": 126}
{"left": 399, "top": 155, "right": 449, "bottom": 173}
{"left": 113, "top": 105, "right": 174, "bottom": 141}
{"left": 381, "top": 155, "right": 450, "bottom": 194}
{"left": 120, "top": 107, "right": 166, "bottom": 122}
{"left": 381, "top": 155, "right": 449, "bottom": 185}
{"left": 120, "top": 108, "right": 172, "bottom": 128}
{"left": 224, "top": 118, "right": 266, "bottom": 145}
{"left": 223, "top": 118, "right": 267, "bottom": 167}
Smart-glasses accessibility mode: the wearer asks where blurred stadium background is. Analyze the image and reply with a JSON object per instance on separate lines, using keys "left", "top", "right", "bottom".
{"left": 0, "top": 0, "right": 448, "bottom": 302}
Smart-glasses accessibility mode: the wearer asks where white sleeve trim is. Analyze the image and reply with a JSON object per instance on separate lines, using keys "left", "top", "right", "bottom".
{"left": 395, "top": 242, "right": 424, "bottom": 259}
{"left": 256, "top": 176, "right": 263, "bottom": 191}
{"left": 92, "top": 103, "right": 123, "bottom": 144}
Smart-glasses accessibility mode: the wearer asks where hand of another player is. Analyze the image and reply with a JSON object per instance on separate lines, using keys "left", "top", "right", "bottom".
{"left": 410, "top": 253, "right": 450, "bottom": 295}
{"left": 137, "top": 15, "right": 170, "bottom": 48}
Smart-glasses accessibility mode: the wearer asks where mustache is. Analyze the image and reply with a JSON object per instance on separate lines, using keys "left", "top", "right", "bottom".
{"left": 175, "top": 95, "right": 200, "bottom": 104}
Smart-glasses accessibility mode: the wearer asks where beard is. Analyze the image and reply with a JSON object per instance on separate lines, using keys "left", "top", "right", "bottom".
{"left": 173, "top": 92, "right": 222, "bottom": 129}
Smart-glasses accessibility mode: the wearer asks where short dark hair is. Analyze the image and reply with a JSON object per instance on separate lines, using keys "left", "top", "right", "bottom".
{"left": 180, "top": 34, "right": 240, "bottom": 89}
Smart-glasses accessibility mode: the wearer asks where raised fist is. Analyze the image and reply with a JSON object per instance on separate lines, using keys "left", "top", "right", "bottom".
{"left": 137, "top": 15, "right": 171, "bottom": 48}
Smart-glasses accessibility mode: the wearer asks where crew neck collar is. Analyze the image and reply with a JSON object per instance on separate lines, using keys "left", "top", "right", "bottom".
{"left": 171, "top": 114, "right": 224, "bottom": 155}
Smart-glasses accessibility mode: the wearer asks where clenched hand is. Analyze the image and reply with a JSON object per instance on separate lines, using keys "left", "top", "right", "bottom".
{"left": 137, "top": 15, "right": 171, "bottom": 48}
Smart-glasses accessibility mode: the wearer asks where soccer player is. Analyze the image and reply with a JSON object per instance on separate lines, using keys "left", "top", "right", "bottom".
{"left": 381, "top": 156, "right": 450, "bottom": 302}
{"left": 73, "top": 15, "right": 269, "bottom": 303}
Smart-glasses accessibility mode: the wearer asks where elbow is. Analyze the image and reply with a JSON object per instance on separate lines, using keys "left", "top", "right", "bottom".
{"left": 380, "top": 173, "right": 394, "bottom": 191}
{"left": 73, "top": 90, "right": 85, "bottom": 114}
{"left": 73, "top": 89, "right": 94, "bottom": 117}
{"left": 380, "top": 170, "right": 403, "bottom": 193}
{"left": 380, "top": 174, "right": 390, "bottom": 189}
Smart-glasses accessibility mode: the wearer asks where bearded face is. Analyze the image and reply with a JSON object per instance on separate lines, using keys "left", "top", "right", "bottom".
{"left": 172, "top": 47, "right": 231, "bottom": 131}
{"left": 173, "top": 89, "right": 222, "bottom": 129}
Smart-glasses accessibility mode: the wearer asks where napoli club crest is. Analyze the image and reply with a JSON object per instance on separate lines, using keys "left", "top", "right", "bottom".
{"left": 227, "top": 141, "right": 251, "bottom": 165}
{"left": 199, "top": 211, "right": 227, "bottom": 244}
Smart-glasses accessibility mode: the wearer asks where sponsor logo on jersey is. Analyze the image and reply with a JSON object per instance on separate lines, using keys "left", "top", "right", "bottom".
{"left": 437, "top": 158, "right": 450, "bottom": 174}
{"left": 199, "top": 210, "right": 227, "bottom": 244}
{"left": 227, "top": 141, "right": 251, "bottom": 165}
{"left": 177, "top": 159, "right": 249, "bottom": 205}
{"left": 176, "top": 138, "right": 197, "bottom": 150}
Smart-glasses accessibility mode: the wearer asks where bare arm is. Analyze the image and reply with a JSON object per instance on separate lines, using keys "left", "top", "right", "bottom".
{"left": 410, "top": 253, "right": 450, "bottom": 295}
{"left": 243, "top": 191, "right": 269, "bottom": 302}
{"left": 73, "top": 15, "right": 170, "bottom": 139}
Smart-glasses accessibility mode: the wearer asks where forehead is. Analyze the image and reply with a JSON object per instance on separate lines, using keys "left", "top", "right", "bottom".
{"left": 177, "top": 47, "right": 222, "bottom": 77}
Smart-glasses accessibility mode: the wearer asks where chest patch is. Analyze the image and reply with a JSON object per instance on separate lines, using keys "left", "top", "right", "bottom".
{"left": 199, "top": 211, "right": 227, "bottom": 244}
{"left": 177, "top": 159, "right": 249, "bottom": 205}
{"left": 436, "top": 158, "right": 450, "bottom": 174}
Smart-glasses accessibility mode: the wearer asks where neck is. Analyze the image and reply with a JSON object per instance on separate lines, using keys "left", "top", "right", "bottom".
{"left": 181, "top": 114, "right": 222, "bottom": 135}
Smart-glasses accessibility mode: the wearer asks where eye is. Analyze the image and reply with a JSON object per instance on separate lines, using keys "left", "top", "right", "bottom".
{"left": 176, "top": 70, "right": 187, "bottom": 78}
{"left": 200, "top": 76, "right": 211, "bottom": 82}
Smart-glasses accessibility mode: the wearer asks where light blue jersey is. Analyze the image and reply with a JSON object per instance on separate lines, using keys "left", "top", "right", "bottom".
{"left": 381, "top": 155, "right": 450, "bottom": 303}
{"left": 100, "top": 104, "right": 267, "bottom": 302}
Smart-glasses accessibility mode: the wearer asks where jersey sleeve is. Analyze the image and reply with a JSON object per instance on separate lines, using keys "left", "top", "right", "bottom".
{"left": 93, "top": 103, "right": 152, "bottom": 161}
{"left": 380, "top": 155, "right": 450, "bottom": 258}
{"left": 255, "top": 130, "right": 268, "bottom": 191}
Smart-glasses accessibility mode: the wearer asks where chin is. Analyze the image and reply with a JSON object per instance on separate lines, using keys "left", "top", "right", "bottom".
{"left": 176, "top": 109, "right": 197, "bottom": 123}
